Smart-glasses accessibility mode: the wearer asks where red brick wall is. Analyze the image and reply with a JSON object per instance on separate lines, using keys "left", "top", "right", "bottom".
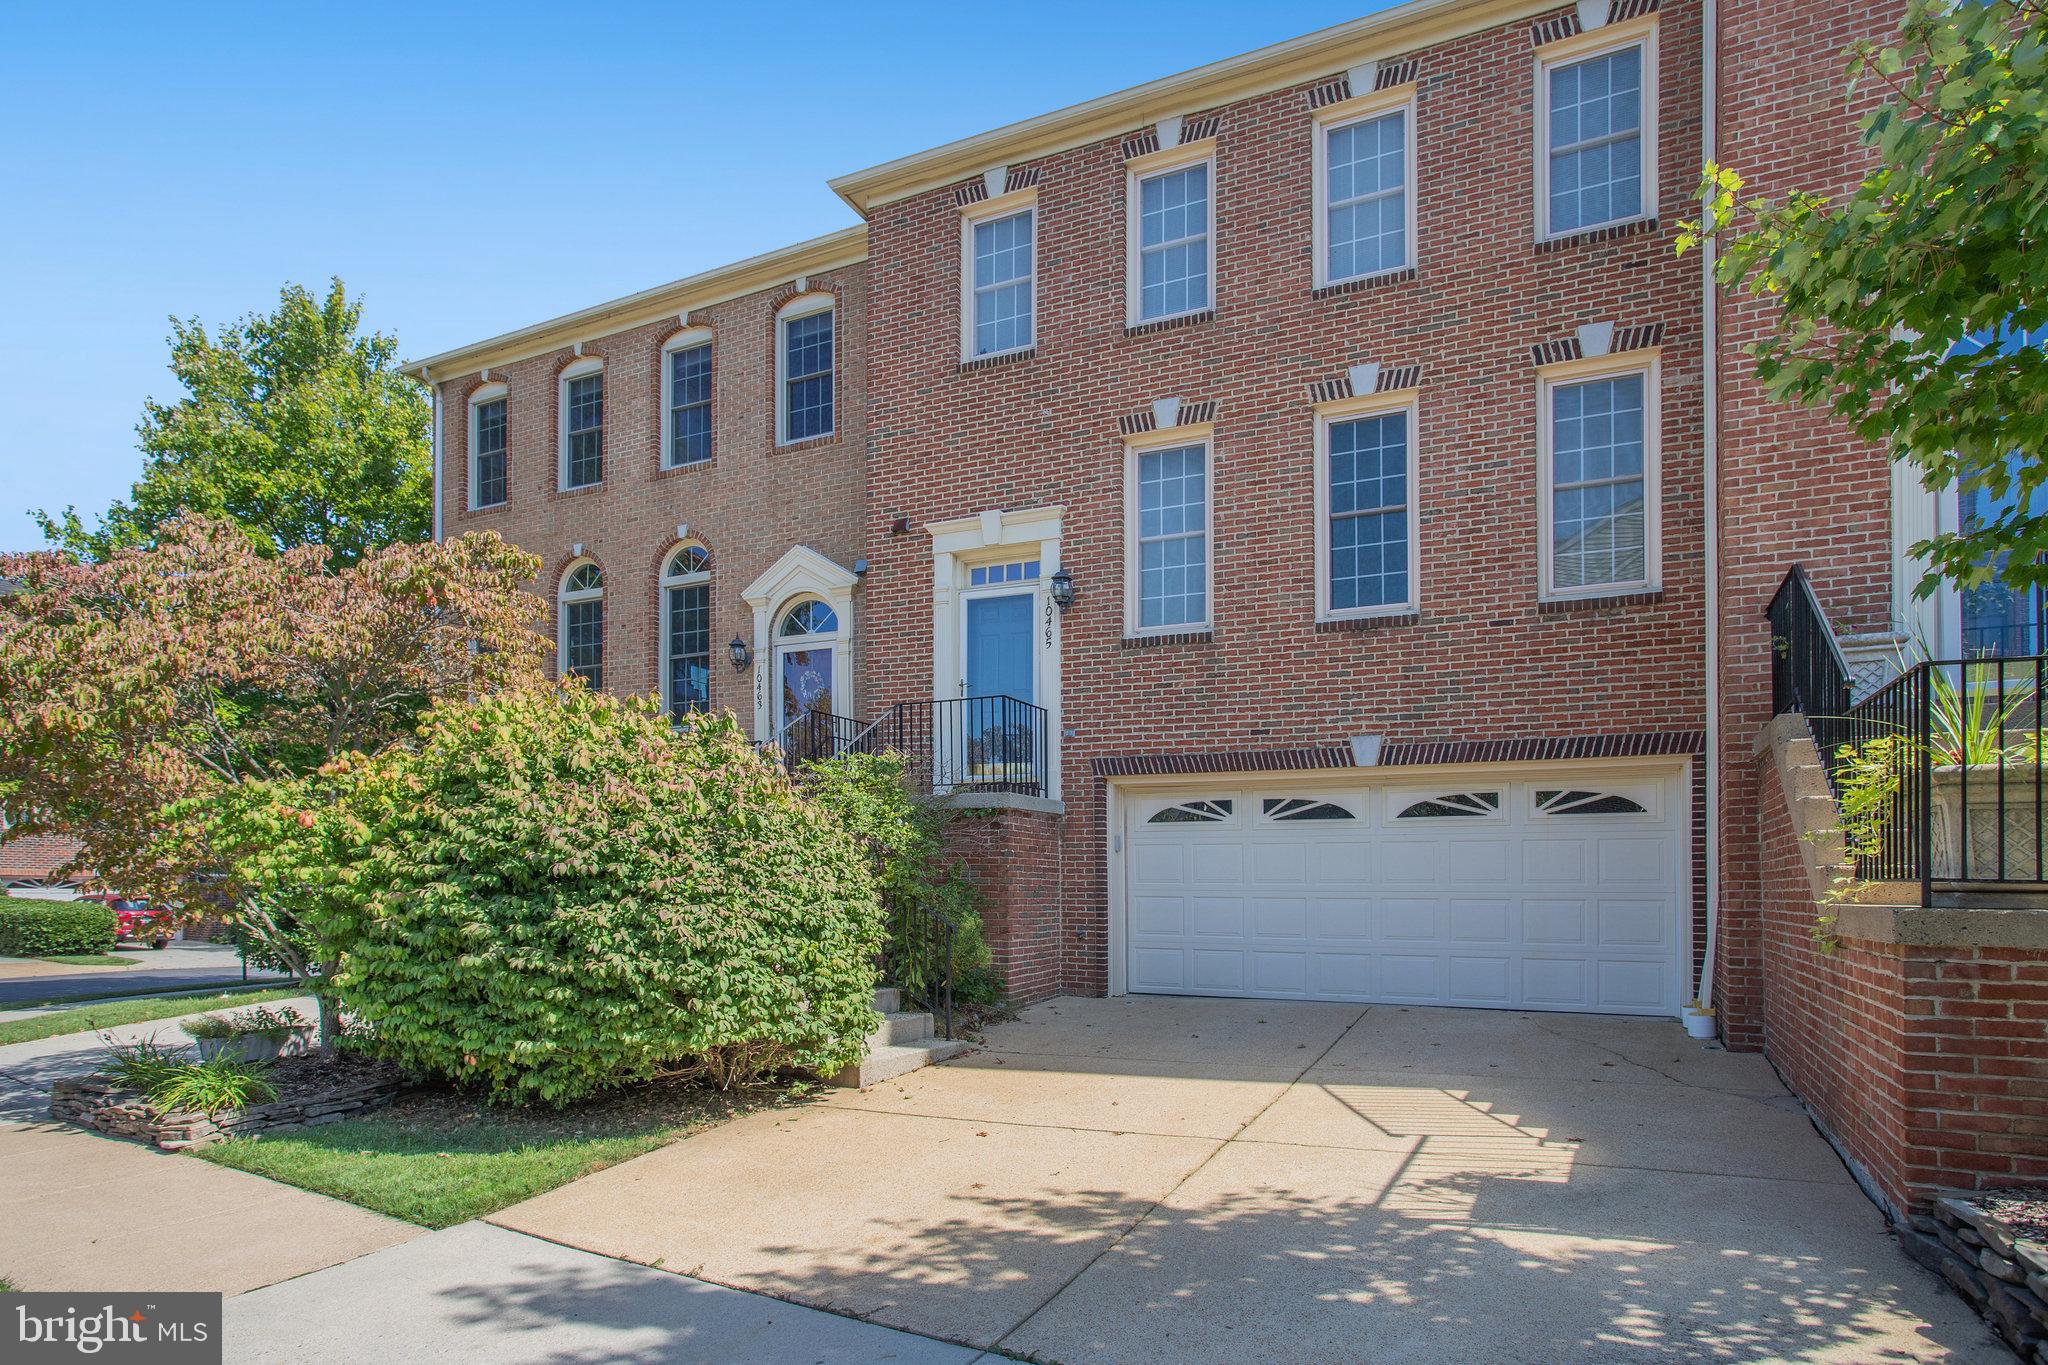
{"left": 943, "top": 807, "right": 1065, "bottom": 1004}
{"left": 1756, "top": 747, "right": 2048, "bottom": 1210}
{"left": 1711, "top": 0, "right": 1907, "bottom": 1045}
{"left": 433, "top": 264, "right": 870, "bottom": 717}
{"left": 863, "top": 3, "right": 1709, "bottom": 996}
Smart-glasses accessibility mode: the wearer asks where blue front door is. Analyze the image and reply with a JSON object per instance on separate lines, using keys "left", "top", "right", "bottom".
{"left": 965, "top": 593, "right": 1034, "bottom": 703}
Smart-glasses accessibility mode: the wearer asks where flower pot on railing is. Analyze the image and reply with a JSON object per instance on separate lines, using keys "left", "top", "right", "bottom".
{"left": 1928, "top": 763, "right": 2048, "bottom": 881}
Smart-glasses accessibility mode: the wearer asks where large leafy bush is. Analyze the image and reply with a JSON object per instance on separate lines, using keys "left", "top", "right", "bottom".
{"left": 800, "top": 752, "right": 1001, "bottom": 1005}
{"left": 0, "top": 900, "right": 116, "bottom": 956}
{"left": 215, "top": 687, "right": 883, "bottom": 1104}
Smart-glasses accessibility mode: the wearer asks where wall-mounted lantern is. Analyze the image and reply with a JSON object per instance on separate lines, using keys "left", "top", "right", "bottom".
{"left": 728, "top": 636, "right": 752, "bottom": 671}
{"left": 1048, "top": 566, "right": 1076, "bottom": 610}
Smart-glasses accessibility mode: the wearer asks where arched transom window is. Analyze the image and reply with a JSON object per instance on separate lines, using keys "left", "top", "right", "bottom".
{"left": 779, "top": 599, "right": 838, "bottom": 638}
{"left": 559, "top": 561, "right": 603, "bottom": 689}
{"left": 662, "top": 545, "right": 712, "bottom": 718}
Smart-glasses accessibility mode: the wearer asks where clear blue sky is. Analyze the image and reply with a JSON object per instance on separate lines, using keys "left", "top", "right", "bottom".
{"left": 0, "top": 1, "right": 1393, "bottom": 554}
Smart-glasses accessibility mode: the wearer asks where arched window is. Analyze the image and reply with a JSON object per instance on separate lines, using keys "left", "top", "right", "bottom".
{"left": 661, "top": 545, "right": 712, "bottom": 717}
{"left": 778, "top": 598, "right": 839, "bottom": 637}
{"left": 559, "top": 561, "right": 603, "bottom": 688}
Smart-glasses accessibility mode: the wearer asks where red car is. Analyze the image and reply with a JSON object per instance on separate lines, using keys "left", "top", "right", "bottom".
{"left": 83, "top": 895, "right": 173, "bottom": 949}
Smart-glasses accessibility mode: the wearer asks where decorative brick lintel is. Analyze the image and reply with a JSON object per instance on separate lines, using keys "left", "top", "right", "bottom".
{"left": 1315, "top": 612, "right": 1421, "bottom": 632}
{"left": 1537, "top": 590, "right": 1664, "bottom": 614}
{"left": 1119, "top": 630, "right": 1214, "bottom": 649}
{"left": 1091, "top": 730, "right": 1704, "bottom": 779}
{"left": 1124, "top": 309, "right": 1214, "bottom": 338}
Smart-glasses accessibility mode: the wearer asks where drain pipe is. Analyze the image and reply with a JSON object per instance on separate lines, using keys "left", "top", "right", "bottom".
{"left": 426, "top": 368, "right": 442, "bottom": 542}
{"left": 1694, "top": 0, "right": 1724, "bottom": 1021}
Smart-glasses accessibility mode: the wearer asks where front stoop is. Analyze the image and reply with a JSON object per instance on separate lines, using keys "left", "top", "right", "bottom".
{"left": 827, "top": 988, "right": 972, "bottom": 1088}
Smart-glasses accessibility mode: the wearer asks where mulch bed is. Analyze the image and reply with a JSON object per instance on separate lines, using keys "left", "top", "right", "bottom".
{"left": 1972, "top": 1185, "right": 2048, "bottom": 1244}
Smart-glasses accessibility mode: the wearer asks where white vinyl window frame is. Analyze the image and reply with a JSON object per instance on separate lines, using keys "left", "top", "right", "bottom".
{"left": 1313, "top": 387, "right": 1421, "bottom": 622}
{"left": 659, "top": 542, "right": 713, "bottom": 717}
{"left": 1533, "top": 18, "right": 1659, "bottom": 243}
{"left": 775, "top": 293, "right": 836, "bottom": 447}
{"left": 466, "top": 381, "right": 509, "bottom": 510}
{"left": 556, "top": 356, "right": 605, "bottom": 490}
{"left": 1536, "top": 348, "right": 1663, "bottom": 602}
{"left": 1121, "top": 423, "right": 1217, "bottom": 638}
{"left": 659, "top": 327, "right": 714, "bottom": 470}
{"left": 556, "top": 558, "right": 604, "bottom": 687}
{"left": 1124, "top": 140, "right": 1217, "bottom": 328}
{"left": 960, "top": 190, "right": 1038, "bottom": 361}
{"left": 1310, "top": 84, "right": 1418, "bottom": 289}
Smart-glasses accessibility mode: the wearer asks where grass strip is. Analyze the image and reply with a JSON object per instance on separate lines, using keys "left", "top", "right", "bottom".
{"left": 0, "top": 987, "right": 304, "bottom": 1046}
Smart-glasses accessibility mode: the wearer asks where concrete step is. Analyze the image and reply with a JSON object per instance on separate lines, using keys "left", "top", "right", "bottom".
{"left": 873, "top": 987, "right": 901, "bottom": 1013}
{"left": 876, "top": 1010, "right": 932, "bottom": 1046}
{"left": 827, "top": 1037, "right": 972, "bottom": 1089}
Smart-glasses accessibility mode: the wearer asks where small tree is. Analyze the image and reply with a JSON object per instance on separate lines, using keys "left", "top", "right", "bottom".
{"left": 35, "top": 280, "right": 431, "bottom": 566}
{"left": 0, "top": 516, "right": 546, "bottom": 1044}
{"left": 1680, "top": 0, "right": 2048, "bottom": 598}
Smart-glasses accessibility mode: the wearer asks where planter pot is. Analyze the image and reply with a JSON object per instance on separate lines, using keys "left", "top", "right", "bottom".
{"left": 1681, "top": 1005, "right": 1718, "bottom": 1041}
{"left": 1928, "top": 764, "right": 2048, "bottom": 881}
{"left": 193, "top": 1026, "right": 315, "bottom": 1063}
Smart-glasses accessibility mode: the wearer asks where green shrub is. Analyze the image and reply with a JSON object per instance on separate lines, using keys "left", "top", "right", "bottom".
{"left": 224, "top": 688, "right": 885, "bottom": 1105}
{"left": 0, "top": 900, "right": 116, "bottom": 957}
{"left": 800, "top": 752, "right": 1001, "bottom": 1005}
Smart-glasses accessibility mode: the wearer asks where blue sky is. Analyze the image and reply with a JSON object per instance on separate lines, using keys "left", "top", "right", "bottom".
{"left": 0, "top": 1, "right": 1393, "bottom": 553}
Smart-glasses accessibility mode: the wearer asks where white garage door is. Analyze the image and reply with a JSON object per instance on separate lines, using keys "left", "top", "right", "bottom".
{"left": 1122, "top": 771, "right": 1685, "bottom": 1015}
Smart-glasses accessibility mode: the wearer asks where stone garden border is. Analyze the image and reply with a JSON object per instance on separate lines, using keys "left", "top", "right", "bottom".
{"left": 50, "top": 1071, "right": 404, "bottom": 1150}
{"left": 1901, "top": 1190, "right": 2048, "bottom": 1359}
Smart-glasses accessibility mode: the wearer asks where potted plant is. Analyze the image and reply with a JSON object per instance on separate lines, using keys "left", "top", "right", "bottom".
{"left": 1921, "top": 663, "right": 2045, "bottom": 881}
{"left": 184, "top": 1004, "right": 314, "bottom": 1062}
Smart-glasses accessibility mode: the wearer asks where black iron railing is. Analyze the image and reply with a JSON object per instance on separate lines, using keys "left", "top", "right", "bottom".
{"left": 1767, "top": 566, "right": 2048, "bottom": 901}
{"left": 880, "top": 896, "right": 956, "bottom": 1041}
{"left": 766, "top": 695, "right": 1050, "bottom": 799}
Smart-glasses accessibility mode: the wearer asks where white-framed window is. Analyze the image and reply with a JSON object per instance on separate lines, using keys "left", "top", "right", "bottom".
{"left": 1126, "top": 145, "right": 1214, "bottom": 325}
{"left": 558, "top": 560, "right": 604, "bottom": 688}
{"left": 467, "top": 382, "right": 508, "bottom": 509}
{"left": 557, "top": 358, "right": 604, "bottom": 489}
{"left": 661, "top": 331, "right": 713, "bottom": 468}
{"left": 1313, "top": 91, "right": 1415, "bottom": 287}
{"left": 1536, "top": 23, "right": 1658, "bottom": 241}
{"left": 963, "top": 199, "right": 1035, "bottom": 359}
{"left": 777, "top": 296, "right": 834, "bottom": 445}
{"left": 1314, "top": 391, "right": 1420, "bottom": 620}
{"left": 661, "top": 543, "right": 712, "bottom": 717}
{"left": 1124, "top": 431, "right": 1212, "bottom": 634}
{"left": 1538, "top": 352, "right": 1662, "bottom": 600}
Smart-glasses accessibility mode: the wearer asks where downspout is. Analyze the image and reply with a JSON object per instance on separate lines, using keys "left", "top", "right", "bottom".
{"left": 1695, "top": 0, "right": 1723, "bottom": 1013}
{"left": 426, "top": 368, "right": 442, "bottom": 542}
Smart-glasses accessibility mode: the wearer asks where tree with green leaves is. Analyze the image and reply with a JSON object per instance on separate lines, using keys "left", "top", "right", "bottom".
{"left": 36, "top": 280, "right": 430, "bottom": 566}
{"left": 1680, "top": 0, "right": 2047, "bottom": 599}
{"left": 0, "top": 517, "right": 547, "bottom": 1045}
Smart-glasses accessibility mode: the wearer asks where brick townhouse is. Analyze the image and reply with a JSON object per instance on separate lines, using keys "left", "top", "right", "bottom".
{"left": 408, "top": 0, "right": 2048, "bottom": 1212}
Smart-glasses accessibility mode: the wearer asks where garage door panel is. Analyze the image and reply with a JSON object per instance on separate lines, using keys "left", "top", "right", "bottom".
{"left": 1190, "top": 843, "right": 1244, "bottom": 883}
{"left": 1126, "top": 772, "right": 1682, "bottom": 1016}
{"left": 1378, "top": 840, "right": 1439, "bottom": 882}
{"left": 1378, "top": 898, "right": 1441, "bottom": 941}
{"left": 1445, "top": 840, "right": 1512, "bottom": 885}
{"left": 1521, "top": 956, "right": 1591, "bottom": 1007}
{"left": 1447, "top": 955, "right": 1513, "bottom": 1004}
{"left": 1189, "top": 897, "right": 1246, "bottom": 938}
{"left": 1379, "top": 954, "right": 1445, "bottom": 999}
{"left": 1252, "top": 952, "right": 1309, "bottom": 995}
{"left": 1448, "top": 899, "right": 1512, "bottom": 944}
{"left": 1524, "top": 899, "right": 1590, "bottom": 945}
{"left": 1131, "top": 896, "right": 1187, "bottom": 936}
{"left": 1189, "top": 950, "right": 1245, "bottom": 991}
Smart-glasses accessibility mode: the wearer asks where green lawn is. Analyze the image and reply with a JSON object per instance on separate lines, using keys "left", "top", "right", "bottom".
{"left": 0, "top": 986, "right": 303, "bottom": 1046}
{"left": 37, "top": 953, "right": 140, "bottom": 967}
{"left": 0, "top": 1277, "right": 14, "bottom": 1292}
{"left": 192, "top": 1080, "right": 786, "bottom": 1228}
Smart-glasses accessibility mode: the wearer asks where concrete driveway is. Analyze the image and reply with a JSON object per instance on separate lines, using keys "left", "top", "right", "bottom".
{"left": 0, "top": 940, "right": 288, "bottom": 1005}
{"left": 493, "top": 998, "right": 2001, "bottom": 1363}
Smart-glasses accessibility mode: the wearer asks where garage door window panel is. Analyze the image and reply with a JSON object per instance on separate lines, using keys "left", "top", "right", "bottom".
{"left": 1148, "top": 798, "right": 1233, "bottom": 823}
{"left": 1262, "top": 798, "right": 1356, "bottom": 821}
{"left": 1395, "top": 791, "right": 1502, "bottom": 819}
{"left": 1534, "top": 788, "right": 1650, "bottom": 817}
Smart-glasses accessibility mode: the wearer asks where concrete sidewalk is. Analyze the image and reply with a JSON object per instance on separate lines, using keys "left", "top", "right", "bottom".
{"left": 0, "top": 1119, "right": 418, "bottom": 1295}
{"left": 225, "top": 1221, "right": 983, "bottom": 1364}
